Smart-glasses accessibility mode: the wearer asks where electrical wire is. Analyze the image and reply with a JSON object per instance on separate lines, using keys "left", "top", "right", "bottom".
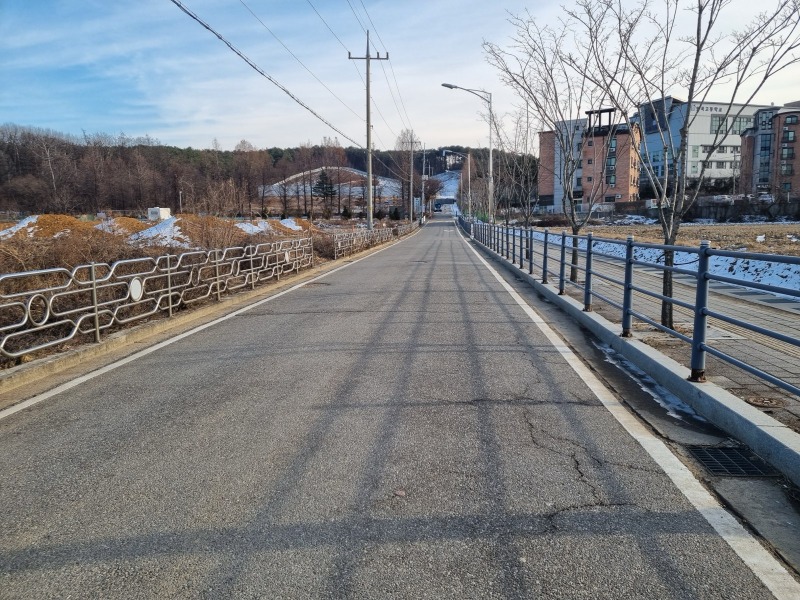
{"left": 305, "top": 0, "right": 400, "bottom": 147}
{"left": 238, "top": 0, "right": 363, "bottom": 122}
{"left": 168, "top": 0, "right": 361, "bottom": 147}
{"left": 358, "top": 0, "right": 413, "bottom": 129}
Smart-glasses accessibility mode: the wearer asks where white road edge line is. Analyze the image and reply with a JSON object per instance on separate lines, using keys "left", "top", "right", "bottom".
{"left": 457, "top": 224, "right": 800, "bottom": 599}
{"left": 0, "top": 239, "right": 402, "bottom": 422}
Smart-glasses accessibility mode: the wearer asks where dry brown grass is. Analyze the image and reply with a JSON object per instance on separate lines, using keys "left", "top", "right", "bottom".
{"left": 586, "top": 222, "right": 800, "bottom": 256}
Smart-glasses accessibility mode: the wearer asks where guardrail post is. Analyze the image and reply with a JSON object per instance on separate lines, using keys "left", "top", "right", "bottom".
{"left": 690, "top": 240, "right": 711, "bottom": 382}
{"left": 542, "top": 228, "right": 549, "bottom": 284}
{"left": 583, "top": 233, "right": 593, "bottom": 311}
{"left": 621, "top": 236, "right": 634, "bottom": 337}
{"left": 505, "top": 225, "right": 510, "bottom": 259}
{"left": 166, "top": 254, "right": 173, "bottom": 318}
{"left": 558, "top": 230, "right": 567, "bottom": 295}
{"left": 528, "top": 228, "right": 534, "bottom": 275}
{"left": 519, "top": 228, "right": 524, "bottom": 269}
{"left": 214, "top": 250, "right": 222, "bottom": 301}
{"left": 250, "top": 245, "right": 257, "bottom": 289}
{"left": 91, "top": 262, "right": 101, "bottom": 343}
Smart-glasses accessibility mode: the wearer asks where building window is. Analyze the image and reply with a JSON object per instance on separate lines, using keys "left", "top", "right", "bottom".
{"left": 715, "top": 161, "right": 726, "bottom": 169}
{"left": 587, "top": 176, "right": 593, "bottom": 183}
{"left": 576, "top": 177, "right": 582, "bottom": 188}
{"left": 691, "top": 162, "right": 699, "bottom": 174}
{"left": 587, "top": 140, "right": 593, "bottom": 146}
{"left": 576, "top": 159, "right": 582, "bottom": 168}
{"left": 609, "top": 137, "right": 617, "bottom": 150}
{"left": 702, "top": 145, "right": 714, "bottom": 154}
{"left": 783, "top": 130, "right": 796, "bottom": 142}
{"left": 786, "top": 115, "right": 799, "bottom": 124}
{"left": 781, "top": 147, "right": 795, "bottom": 159}
{"left": 691, "top": 146, "right": 699, "bottom": 158}
{"left": 605, "top": 196, "right": 617, "bottom": 203}
{"left": 732, "top": 146, "right": 740, "bottom": 154}
{"left": 780, "top": 164, "right": 794, "bottom": 176}
{"left": 732, "top": 116, "right": 753, "bottom": 134}
{"left": 606, "top": 174, "right": 616, "bottom": 185}
{"left": 710, "top": 115, "right": 727, "bottom": 134}
{"left": 717, "top": 146, "right": 726, "bottom": 154}
{"left": 782, "top": 182, "right": 791, "bottom": 191}
{"left": 587, "top": 158, "right": 593, "bottom": 165}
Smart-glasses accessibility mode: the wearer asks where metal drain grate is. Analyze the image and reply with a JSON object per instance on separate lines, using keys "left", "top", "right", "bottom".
{"left": 687, "top": 446, "right": 779, "bottom": 477}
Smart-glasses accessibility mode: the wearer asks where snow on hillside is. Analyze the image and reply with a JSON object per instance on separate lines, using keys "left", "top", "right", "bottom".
{"left": 433, "top": 171, "right": 461, "bottom": 199}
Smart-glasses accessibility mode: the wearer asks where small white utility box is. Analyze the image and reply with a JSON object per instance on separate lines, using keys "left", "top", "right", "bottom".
{"left": 147, "top": 207, "right": 172, "bottom": 221}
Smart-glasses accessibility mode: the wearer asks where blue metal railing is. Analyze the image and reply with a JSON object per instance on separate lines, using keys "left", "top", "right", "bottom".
{"left": 459, "top": 216, "right": 800, "bottom": 398}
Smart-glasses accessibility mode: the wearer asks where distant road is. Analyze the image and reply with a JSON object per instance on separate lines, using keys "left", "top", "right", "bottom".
{"left": 1, "top": 218, "right": 796, "bottom": 598}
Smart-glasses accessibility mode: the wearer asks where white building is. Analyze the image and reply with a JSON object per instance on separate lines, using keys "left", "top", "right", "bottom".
{"left": 635, "top": 97, "right": 769, "bottom": 184}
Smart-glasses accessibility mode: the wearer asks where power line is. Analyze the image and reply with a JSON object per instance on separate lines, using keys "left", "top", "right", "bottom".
{"left": 168, "top": 0, "right": 361, "bottom": 147}
{"left": 237, "top": 0, "right": 363, "bottom": 122}
{"left": 358, "top": 0, "right": 414, "bottom": 130}
{"left": 305, "top": 0, "right": 399, "bottom": 143}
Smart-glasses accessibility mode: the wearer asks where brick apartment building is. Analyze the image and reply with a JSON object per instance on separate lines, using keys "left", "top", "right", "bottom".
{"left": 578, "top": 122, "right": 641, "bottom": 213}
{"left": 538, "top": 117, "right": 641, "bottom": 215}
{"left": 741, "top": 101, "right": 800, "bottom": 200}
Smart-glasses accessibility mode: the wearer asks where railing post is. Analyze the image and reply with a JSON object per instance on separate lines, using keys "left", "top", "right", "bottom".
{"left": 166, "top": 254, "right": 174, "bottom": 318}
{"left": 690, "top": 240, "right": 711, "bottom": 382}
{"left": 214, "top": 250, "right": 222, "bottom": 301}
{"left": 250, "top": 245, "right": 257, "bottom": 289}
{"left": 505, "top": 225, "right": 510, "bottom": 259}
{"left": 583, "top": 233, "right": 593, "bottom": 311}
{"left": 558, "top": 230, "right": 567, "bottom": 295}
{"left": 621, "top": 236, "right": 635, "bottom": 337}
{"left": 90, "top": 262, "right": 101, "bottom": 343}
{"left": 542, "top": 228, "right": 549, "bottom": 284}
{"left": 519, "top": 229, "right": 524, "bottom": 269}
{"left": 528, "top": 227, "right": 534, "bottom": 275}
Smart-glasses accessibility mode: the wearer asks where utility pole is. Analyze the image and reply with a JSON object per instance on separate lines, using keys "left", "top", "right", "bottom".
{"left": 409, "top": 132, "right": 414, "bottom": 223}
{"left": 349, "top": 31, "right": 388, "bottom": 230}
{"left": 421, "top": 144, "right": 427, "bottom": 215}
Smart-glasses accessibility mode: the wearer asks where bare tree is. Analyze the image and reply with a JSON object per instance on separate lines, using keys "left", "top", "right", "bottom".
{"left": 485, "top": 15, "right": 605, "bottom": 239}
{"left": 494, "top": 106, "right": 540, "bottom": 226}
{"left": 568, "top": 0, "right": 800, "bottom": 326}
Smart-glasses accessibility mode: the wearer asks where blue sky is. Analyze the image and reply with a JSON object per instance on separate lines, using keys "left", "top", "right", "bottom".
{"left": 2, "top": 1, "right": 798, "bottom": 151}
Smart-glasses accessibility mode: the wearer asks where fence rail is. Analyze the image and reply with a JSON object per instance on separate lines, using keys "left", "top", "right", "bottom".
{"left": 332, "top": 222, "right": 418, "bottom": 259}
{"left": 0, "top": 237, "right": 314, "bottom": 360}
{"left": 459, "top": 216, "right": 800, "bottom": 398}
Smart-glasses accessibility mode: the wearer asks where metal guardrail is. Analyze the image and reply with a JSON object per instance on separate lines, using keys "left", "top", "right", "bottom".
{"left": 332, "top": 222, "right": 418, "bottom": 259}
{"left": 459, "top": 216, "right": 800, "bottom": 398}
{"left": 0, "top": 237, "right": 313, "bottom": 359}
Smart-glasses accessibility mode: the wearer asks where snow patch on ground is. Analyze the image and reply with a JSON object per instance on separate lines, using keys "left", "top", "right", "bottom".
{"left": 236, "top": 220, "right": 273, "bottom": 234}
{"left": 0, "top": 215, "right": 39, "bottom": 239}
{"left": 128, "top": 217, "right": 192, "bottom": 248}
{"left": 279, "top": 218, "right": 303, "bottom": 231}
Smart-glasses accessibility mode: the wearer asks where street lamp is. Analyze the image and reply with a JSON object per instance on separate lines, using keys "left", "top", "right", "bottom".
{"left": 442, "top": 83, "right": 493, "bottom": 223}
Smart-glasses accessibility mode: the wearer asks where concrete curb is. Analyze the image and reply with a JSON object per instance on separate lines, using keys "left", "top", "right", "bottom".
{"left": 487, "top": 247, "right": 800, "bottom": 489}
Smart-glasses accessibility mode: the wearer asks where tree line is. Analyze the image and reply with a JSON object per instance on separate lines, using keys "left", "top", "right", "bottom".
{"left": 0, "top": 124, "right": 524, "bottom": 219}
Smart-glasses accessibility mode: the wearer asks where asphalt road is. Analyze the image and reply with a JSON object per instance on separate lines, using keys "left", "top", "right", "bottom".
{"left": 0, "top": 218, "right": 794, "bottom": 598}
